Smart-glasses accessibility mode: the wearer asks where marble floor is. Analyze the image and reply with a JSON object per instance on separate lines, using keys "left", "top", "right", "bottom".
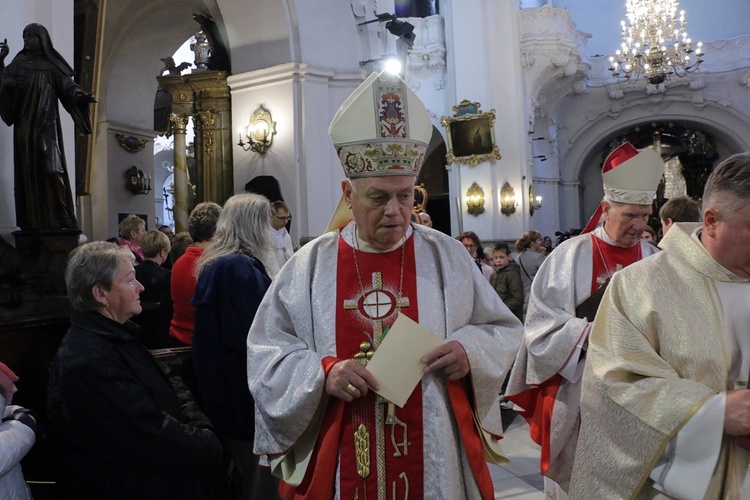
{"left": 491, "top": 411, "right": 545, "bottom": 499}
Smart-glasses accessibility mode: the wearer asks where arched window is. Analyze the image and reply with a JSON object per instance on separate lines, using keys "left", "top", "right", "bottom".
{"left": 395, "top": 0, "right": 438, "bottom": 18}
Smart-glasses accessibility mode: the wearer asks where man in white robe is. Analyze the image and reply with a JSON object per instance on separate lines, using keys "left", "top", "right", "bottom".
{"left": 571, "top": 152, "right": 750, "bottom": 498}
{"left": 505, "top": 142, "right": 663, "bottom": 495}
{"left": 262, "top": 200, "right": 294, "bottom": 278}
{"left": 246, "top": 71, "right": 522, "bottom": 499}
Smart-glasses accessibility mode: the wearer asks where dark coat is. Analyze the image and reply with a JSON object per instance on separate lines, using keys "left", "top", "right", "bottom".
{"left": 47, "top": 311, "right": 223, "bottom": 499}
{"left": 135, "top": 260, "right": 171, "bottom": 305}
{"left": 192, "top": 253, "right": 270, "bottom": 440}
{"left": 489, "top": 265, "right": 524, "bottom": 321}
{"left": 135, "top": 260, "right": 174, "bottom": 340}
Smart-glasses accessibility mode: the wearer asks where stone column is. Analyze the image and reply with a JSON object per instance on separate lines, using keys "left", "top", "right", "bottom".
{"left": 170, "top": 113, "right": 190, "bottom": 233}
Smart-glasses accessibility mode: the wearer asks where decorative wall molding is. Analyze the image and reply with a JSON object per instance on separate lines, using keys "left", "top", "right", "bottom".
{"left": 519, "top": 5, "right": 592, "bottom": 114}
{"left": 115, "top": 133, "right": 149, "bottom": 153}
{"left": 406, "top": 15, "right": 446, "bottom": 70}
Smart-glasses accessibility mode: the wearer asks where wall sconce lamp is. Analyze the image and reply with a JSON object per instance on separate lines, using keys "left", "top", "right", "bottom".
{"left": 125, "top": 166, "right": 152, "bottom": 195}
{"left": 500, "top": 182, "right": 518, "bottom": 216}
{"left": 466, "top": 182, "right": 485, "bottom": 216}
{"left": 529, "top": 184, "right": 543, "bottom": 216}
{"left": 238, "top": 105, "right": 276, "bottom": 154}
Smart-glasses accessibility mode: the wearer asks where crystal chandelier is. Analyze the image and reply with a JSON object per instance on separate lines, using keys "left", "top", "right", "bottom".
{"left": 609, "top": 0, "right": 703, "bottom": 87}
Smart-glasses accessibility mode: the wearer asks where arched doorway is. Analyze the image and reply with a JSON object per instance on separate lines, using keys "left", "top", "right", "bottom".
{"left": 416, "top": 126, "right": 450, "bottom": 234}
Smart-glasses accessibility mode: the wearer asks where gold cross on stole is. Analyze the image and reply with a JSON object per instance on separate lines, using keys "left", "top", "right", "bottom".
{"left": 343, "top": 271, "right": 410, "bottom": 346}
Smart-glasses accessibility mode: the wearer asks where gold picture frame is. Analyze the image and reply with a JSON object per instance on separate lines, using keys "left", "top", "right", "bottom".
{"left": 441, "top": 100, "right": 501, "bottom": 166}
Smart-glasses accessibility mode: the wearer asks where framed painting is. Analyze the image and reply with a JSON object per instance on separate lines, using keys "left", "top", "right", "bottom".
{"left": 441, "top": 100, "right": 501, "bottom": 166}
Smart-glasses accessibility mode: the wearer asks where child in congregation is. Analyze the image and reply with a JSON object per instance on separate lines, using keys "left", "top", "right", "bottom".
{"left": 489, "top": 243, "right": 524, "bottom": 321}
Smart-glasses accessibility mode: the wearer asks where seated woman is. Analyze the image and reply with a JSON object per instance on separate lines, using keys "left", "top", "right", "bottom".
{"left": 47, "top": 241, "right": 223, "bottom": 498}
{"left": 192, "top": 193, "right": 277, "bottom": 499}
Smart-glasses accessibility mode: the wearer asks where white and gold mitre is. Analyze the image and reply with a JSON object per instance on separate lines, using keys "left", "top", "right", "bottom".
{"left": 582, "top": 141, "right": 664, "bottom": 233}
{"left": 602, "top": 142, "right": 664, "bottom": 205}
{"left": 328, "top": 71, "right": 432, "bottom": 178}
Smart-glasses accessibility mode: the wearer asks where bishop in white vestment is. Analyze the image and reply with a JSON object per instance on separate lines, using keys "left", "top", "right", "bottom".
{"left": 505, "top": 142, "right": 664, "bottom": 494}
{"left": 247, "top": 70, "right": 522, "bottom": 499}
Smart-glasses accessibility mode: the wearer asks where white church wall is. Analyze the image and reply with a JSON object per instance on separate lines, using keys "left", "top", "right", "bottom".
{"left": 215, "top": 0, "right": 292, "bottom": 73}
{"left": 229, "top": 64, "right": 359, "bottom": 246}
{"left": 0, "top": 0, "right": 75, "bottom": 244}
{"left": 443, "top": 0, "right": 530, "bottom": 243}
{"left": 295, "top": 0, "right": 365, "bottom": 70}
{"left": 230, "top": 66, "right": 297, "bottom": 208}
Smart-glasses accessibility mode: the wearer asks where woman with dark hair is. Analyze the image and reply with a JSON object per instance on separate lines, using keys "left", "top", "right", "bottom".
{"left": 169, "top": 201, "right": 222, "bottom": 346}
{"left": 192, "top": 193, "right": 277, "bottom": 499}
{"left": 0, "top": 24, "right": 95, "bottom": 230}
{"left": 47, "top": 242, "right": 222, "bottom": 498}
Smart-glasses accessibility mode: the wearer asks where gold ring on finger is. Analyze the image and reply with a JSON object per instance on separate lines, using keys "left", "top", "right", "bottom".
{"left": 345, "top": 383, "right": 357, "bottom": 394}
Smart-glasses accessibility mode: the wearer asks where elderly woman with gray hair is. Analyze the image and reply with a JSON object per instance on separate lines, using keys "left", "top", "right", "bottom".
{"left": 192, "top": 193, "right": 277, "bottom": 499}
{"left": 47, "top": 241, "right": 222, "bottom": 498}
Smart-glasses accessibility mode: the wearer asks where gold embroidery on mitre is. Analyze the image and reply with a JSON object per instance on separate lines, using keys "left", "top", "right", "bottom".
{"left": 337, "top": 140, "right": 426, "bottom": 178}
{"left": 604, "top": 188, "right": 655, "bottom": 205}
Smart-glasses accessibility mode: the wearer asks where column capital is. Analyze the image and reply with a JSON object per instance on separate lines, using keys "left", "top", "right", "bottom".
{"left": 169, "top": 113, "right": 190, "bottom": 133}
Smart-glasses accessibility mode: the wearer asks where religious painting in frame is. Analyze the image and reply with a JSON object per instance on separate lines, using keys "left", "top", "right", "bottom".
{"left": 441, "top": 100, "right": 501, "bottom": 166}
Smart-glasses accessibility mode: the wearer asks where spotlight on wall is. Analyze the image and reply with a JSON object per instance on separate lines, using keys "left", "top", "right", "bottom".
{"left": 529, "top": 183, "right": 543, "bottom": 216}
{"left": 360, "top": 55, "right": 402, "bottom": 75}
{"left": 357, "top": 13, "right": 415, "bottom": 46}
{"left": 238, "top": 105, "right": 276, "bottom": 154}
{"left": 466, "top": 182, "right": 485, "bottom": 216}
{"left": 125, "top": 166, "right": 152, "bottom": 195}
{"left": 357, "top": 12, "right": 397, "bottom": 26}
{"left": 500, "top": 181, "right": 518, "bottom": 216}
{"left": 383, "top": 57, "right": 403, "bottom": 75}
{"left": 386, "top": 19, "right": 416, "bottom": 45}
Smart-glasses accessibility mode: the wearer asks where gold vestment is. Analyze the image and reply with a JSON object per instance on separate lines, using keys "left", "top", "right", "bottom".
{"left": 572, "top": 223, "right": 749, "bottom": 498}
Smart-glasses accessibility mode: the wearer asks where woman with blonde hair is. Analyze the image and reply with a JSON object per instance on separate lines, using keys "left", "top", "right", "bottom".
{"left": 118, "top": 214, "right": 146, "bottom": 262}
{"left": 515, "top": 230, "right": 546, "bottom": 318}
{"left": 192, "top": 193, "right": 276, "bottom": 498}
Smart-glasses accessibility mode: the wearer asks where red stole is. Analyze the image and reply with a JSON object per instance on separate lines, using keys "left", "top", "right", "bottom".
{"left": 508, "top": 235, "right": 643, "bottom": 477}
{"left": 335, "top": 235, "right": 423, "bottom": 499}
{"left": 590, "top": 234, "right": 642, "bottom": 292}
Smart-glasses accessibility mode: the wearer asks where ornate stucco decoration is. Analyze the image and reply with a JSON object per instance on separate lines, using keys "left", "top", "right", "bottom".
{"left": 406, "top": 15, "right": 446, "bottom": 70}
{"left": 519, "top": 4, "right": 592, "bottom": 111}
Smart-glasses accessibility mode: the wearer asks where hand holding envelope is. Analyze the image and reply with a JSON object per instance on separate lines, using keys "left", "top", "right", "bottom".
{"left": 363, "top": 314, "right": 509, "bottom": 465}
{"left": 366, "top": 314, "right": 457, "bottom": 407}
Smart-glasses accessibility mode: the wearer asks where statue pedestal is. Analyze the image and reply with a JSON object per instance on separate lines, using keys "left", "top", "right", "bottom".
{"left": 12, "top": 229, "right": 81, "bottom": 295}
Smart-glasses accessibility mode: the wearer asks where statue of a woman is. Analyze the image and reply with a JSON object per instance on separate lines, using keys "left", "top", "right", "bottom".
{"left": 0, "top": 24, "right": 95, "bottom": 230}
